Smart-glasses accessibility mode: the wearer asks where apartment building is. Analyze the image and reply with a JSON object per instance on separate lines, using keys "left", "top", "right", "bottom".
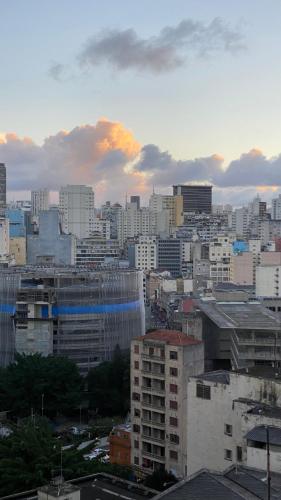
{"left": 149, "top": 193, "right": 183, "bottom": 235}
{"left": 256, "top": 265, "right": 281, "bottom": 297}
{"left": 130, "top": 330, "right": 204, "bottom": 478}
{"left": 187, "top": 368, "right": 281, "bottom": 475}
{"left": 59, "top": 185, "right": 95, "bottom": 239}
{"left": 31, "top": 189, "right": 49, "bottom": 217}
{"left": 117, "top": 204, "right": 150, "bottom": 245}
{"left": 128, "top": 236, "right": 157, "bottom": 271}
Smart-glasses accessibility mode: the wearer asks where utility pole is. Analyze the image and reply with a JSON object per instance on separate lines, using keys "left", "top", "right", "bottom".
{"left": 266, "top": 426, "right": 271, "bottom": 500}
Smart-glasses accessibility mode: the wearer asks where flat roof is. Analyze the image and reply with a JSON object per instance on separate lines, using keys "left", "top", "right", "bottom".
{"left": 135, "top": 330, "right": 202, "bottom": 347}
{"left": 195, "top": 300, "right": 281, "bottom": 330}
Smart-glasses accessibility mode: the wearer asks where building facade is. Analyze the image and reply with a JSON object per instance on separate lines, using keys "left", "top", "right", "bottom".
{"left": 31, "top": 189, "right": 49, "bottom": 217}
{"left": 130, "top": 330, "right": 204, "bottom": 478}
{"left": 173, "top": 185, "right": 212, "bottom": 214}
{"left": 59, "top": 185, "right": 95, "bottom": 239}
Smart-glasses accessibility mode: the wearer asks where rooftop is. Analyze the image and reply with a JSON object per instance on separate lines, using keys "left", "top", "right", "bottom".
{"left": 136, "top": 329, "right": 202, "bottom": 347}
{"left": 194, "top": 370, "right": 230, "bottom": 385}
{"left": 153, "top": 466, "right": 281, "bottom": 499}
{"left": 246, "top": 425, "right": 281, "bottom": 446}
{"left": 195, "top": 299, "right": 280, "bottom": 330}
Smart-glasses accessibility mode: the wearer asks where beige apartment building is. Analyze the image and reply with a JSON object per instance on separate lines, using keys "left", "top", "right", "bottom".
{"left": 130, "top": 329, "right": 204, "bottom": 478}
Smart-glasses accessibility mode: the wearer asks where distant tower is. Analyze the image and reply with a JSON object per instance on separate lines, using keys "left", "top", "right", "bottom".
{"left": 31, "top": 189, "right": 49, "bottom": 217}
{"left": 130, "top": 195, "right": 140, "bottom": 210}
{"left": 0, "top": 163, "right": 6, "bottom": 217}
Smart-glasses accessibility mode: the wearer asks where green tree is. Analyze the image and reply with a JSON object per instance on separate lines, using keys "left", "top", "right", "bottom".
{"left": 0, "top": 418, "right": 133, "bottom": 496}
{"left": 87, "top": 347, "right": 130, "bottom": 416}
{"left": 0, "top": 354, "right": 83, "bottom": 417}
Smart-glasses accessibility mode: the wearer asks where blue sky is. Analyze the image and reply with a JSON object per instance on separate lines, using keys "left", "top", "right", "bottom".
{"left": 1, "top": 0, "right": 281, "bottom": 204}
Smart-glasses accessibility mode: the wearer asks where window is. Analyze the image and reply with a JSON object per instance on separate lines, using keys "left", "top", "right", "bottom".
{"left": 134, "top": 377, "right": 139, "bottom": 386}
{"left": 132, "top": 392, "right": 140, "bottom": 401}
{"left": 170, "top": 400, "right": 178, "bottom": 410}
{"left": 170, "top": 351, "right": 178, "bottom": 360}
{"left": 170, "top": 367, "right": 178, "bottom": 377}
{"left": 170, "top": 434, "right": 179, "bottom": 444}
{"left": 170, "top": 384, "right": 178, "bottom": 394}
{"left": 134, "top": 456, "right": 139, "bottom": 465}
{"left": 134, "top": 440, "right": 139, "bottom": 449}
{"left": 134, "top": 345, "right": 139, "bottom": 354}
{"left": 224, "top": 424, "right": 232, "bottom": 436}
{"left": 133, "top": 424, "right": 140, "bottom": 433}
{"left": 236, "top": 446, "right": 242, "bottom": 462}
{"left": 134, "top": 360, "right": 139, "bottom": 370}
{"left": 170, "top": 450, "right": 178, "bottom": 461}
{"left": 134, "top": 408, "right": 140, "bottom": 417}
{"left": 196, "top": 383, "right": 211, "bottom": 400}
{"left": 169, "top": 417, "right": 178, "bottom": 427}
{"left": 224, "top": 449, "right": 232, "bottom": 461}
{"left": 149, "top": 347, "right": 154, "bottom": 356}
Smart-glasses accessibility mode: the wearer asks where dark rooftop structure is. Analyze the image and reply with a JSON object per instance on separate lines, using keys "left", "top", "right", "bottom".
{"left": 195, "top": 369, "right": 230, "bottom": 385}
{"left": 1, "top": 474, "right": 157, "bottom": 500}
{"left": 153, "top": 465, "right": 281, "bottom": 499}
{"left": 195, "top": 300, "right": 280, "bottom": 330}
{"left": 246, "top": 425, "right": 281, "bottom": 446}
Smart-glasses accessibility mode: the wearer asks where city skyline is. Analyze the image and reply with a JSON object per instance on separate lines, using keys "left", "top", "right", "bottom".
{"left": 2, "top": 1, "right": 281, "bottom": 205}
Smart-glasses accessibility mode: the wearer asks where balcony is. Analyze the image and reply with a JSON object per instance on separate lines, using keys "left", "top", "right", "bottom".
{"left": 142, "top": 433, "right": 165, "bottom": 444}
{"left": 142, "top": 385, "right": 165, "bottom": 395}
{"left": 142, "top": 353, "right": 165, "bottom": 362}
{"left": 142, "top": 450, "right": 166, "bottom": 462}
{"left": 142, "top": 401, "right": 166, "bottom": 412}
{"left": 141, "top": 368, "right": 165, "bottom": 378}
{"left": 141, "top": 418, "right": 165, "bottom": 428}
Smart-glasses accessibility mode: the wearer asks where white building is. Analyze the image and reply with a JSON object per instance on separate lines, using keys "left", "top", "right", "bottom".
{"left": 31, "top": 189, "right": 49, "bottom": 216}
{"left": 129, "top": 236, "right": 157, "bottom": 271}
{"left": 149, "top": 193, "right": 183, "bottom": 236}
{"left": 256, "top": 265, "right": 281, "bottom": 297}
{"left": 131, "top": 330, "right": 204, "bottom": 478}
{"left": 117, "top": 204, "right": 150, "bottom": 245}
{"left": 92, "top": 218, "right": 110, "bottom": 240}
{"left": 0, "top": 218, "right": 9, "bottom": 256}
{"left": 187, "top": 369, "right": 281, "bottom": 475}
{"left": 272, "top": 194, "right": 281, "bottom": 220}
{"left": 59, "top": 185, "right": 95, "bottom": 239}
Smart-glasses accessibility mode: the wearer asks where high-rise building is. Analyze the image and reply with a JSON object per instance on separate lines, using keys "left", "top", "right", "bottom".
{"left": 157, "top": 238, "right": 182, "bottom": 277}
{"left": 59, "top": 185, "right": 95, "bottom": 239}
{"left": 31, "top": 189, "right": 49, "bottom": 217}
{"left": 149, "top": 193, "right": 183, "bottom": 235}
{"left": 130, "top": 330, "right": 204, "bottom": 477}
{"left": 173, "top": 185, "right": 212, "bottom": 214}
{"left": 0, "top": 163, "right": 6, "bottom": 216}
{"left": 130, "top": 196, "right": 140, "bottom": 210}
{"left": 272, "top": 194, "right": 281, "bottom": 220}
{"left": 117, "top": 205, "right": 150, "bottom": 245}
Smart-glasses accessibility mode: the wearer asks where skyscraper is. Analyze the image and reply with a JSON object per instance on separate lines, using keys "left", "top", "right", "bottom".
{"left": 130, "top": 195, "right": 140, "bottom": 210}
{"left": 0, "top": 163, "right": 6, "bottom": 216}
{"left": 173, "top": 185, "right": 212, "bottom": 214}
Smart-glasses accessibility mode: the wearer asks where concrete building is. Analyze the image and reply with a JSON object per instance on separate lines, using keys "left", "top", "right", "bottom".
{"left": 130, "top": 195, "right": 140, "bottom": 209}
{"left": 0, "top": 163, "right": 6, "bottom": 216}
{"left": 0, "top": 218, "right": 9, "bottom": 257}
{"left": 14, "top": 268, "right": 145, "bottom": 374}
{"left": 27, "top": 210, "right": 76, "bottom": 265}
{"left": 31, "top": 189, "right": 49, "bottom": 217}
{"left": 157, "top": 238, "right": 182, "bottom": 277}
{"left": 109, "top": 424, "right": 131, "bottom": 466}
{"left": 187, "top": 368, "right": 281, "bottom": 476}
{"left": 149, "top": 193, "right": 183, "bottom": 235}
{"left": 117, "top": 205, "right": 150, "bottom": 245}
{"left": 128, "top": 236, "right": 157, "bottom": 272}
{"left": 59, "top": 185, "right": 95, "bottom": 239}
{"left": 173, "top": 185, "right": 212, "bottom": 214}
{"left": 256, "top": 265, "right": 281, "bottom": 297}
{"left": 272, "top": 194, "right": 281, "bottom": 220}
{"left": 195, "top": 299, "right": 281, "bottom": 370}
{"left": 6, "top": 208, "right": 26, "bottom": 237}
{"left": 10, "top": 237, "right": 26, "bottom": 265}
{"left": 230, "top": 252, "right": 254, "bottom": 285}
{"left": 75, "top": 237, "right": 120, "bottom": 267}
{"left": 101, "top": 201, "right": 122, "bottom": 239}
{"left": 131, "top": 330, "right": 204, "bottom": 478}
{"left": 92, "top": 218, "right": 110, "bottom": 239}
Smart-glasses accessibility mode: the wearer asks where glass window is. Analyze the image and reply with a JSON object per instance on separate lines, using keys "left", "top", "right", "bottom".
{"left": 224, "top": 424, "right": 232, "bottom": 436}
{"left": 170, "top": 367, "right": 178, "bottom": 377}
{"left": 170, "top": 351, "right": 178, "bottom": 360}
{"left": 224, "top": 449, "right": 232, "bottom": 461}
{"left": 170, "top": 400, "right": 178, "bottom": 410}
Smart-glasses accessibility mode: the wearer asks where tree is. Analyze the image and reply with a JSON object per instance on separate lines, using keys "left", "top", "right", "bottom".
{"left": 0, "top": 354, "right": 83, "bottom": 417}
{"left": 0, "top": 417, "right": 133, "bottom": 496}
{"left": 87, "top": 347, "right": 130, "bottom": 416}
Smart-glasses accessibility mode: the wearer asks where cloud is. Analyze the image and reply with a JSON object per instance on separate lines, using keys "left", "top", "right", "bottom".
{"left": 2, "top": 120, "right": 281, "bottom": 205}
{"left": 78, "top": 17, "right": 245, "bottom": 74}
{"left": 48, "top": 62, "right": 66, "bottom": 81}
{"left": 0, "top": 120, "right": 141, "bottom": 202}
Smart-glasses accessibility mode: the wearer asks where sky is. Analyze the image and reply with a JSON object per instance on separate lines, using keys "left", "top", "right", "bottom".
{"left": 1, "top": 0, "right": 281, "bottom": 206}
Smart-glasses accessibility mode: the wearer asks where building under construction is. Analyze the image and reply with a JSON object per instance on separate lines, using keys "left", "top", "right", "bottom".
{"left": 0, "top": 267, "right": 145, "bottom": 373}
